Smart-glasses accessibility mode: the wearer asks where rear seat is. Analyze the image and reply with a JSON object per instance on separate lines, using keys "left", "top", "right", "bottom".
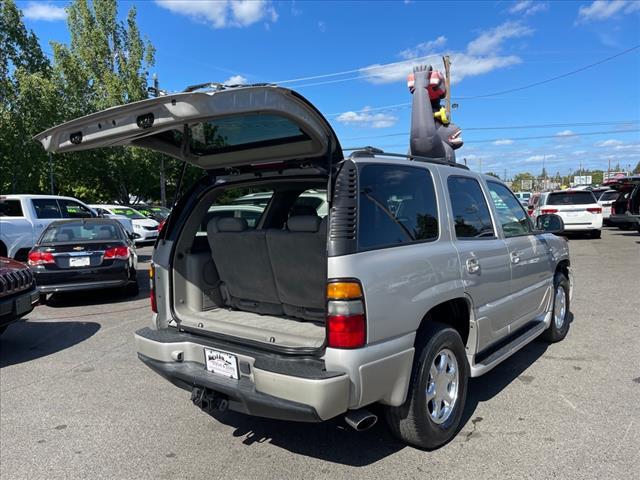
{"left": 207, "top": 217, "right": 283, "bottom": 315}
{"left": 266, "top": 216, "right": 327, "bottom": 321}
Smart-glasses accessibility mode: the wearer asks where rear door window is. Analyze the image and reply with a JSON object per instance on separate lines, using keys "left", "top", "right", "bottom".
{"left": 32, "top": 199, "right": 62, "bottom": 219}
{"left": 447, "top": 176, "right": 495, "bottom": 239}
{"left": 547, "top": 192, "right": 596, "bottom": 205}
{"left": 0, "top": 199, "right": 24, "bottom": 217}
{"left": 358, "top": 165, "right": 438, "bottom": 251}
{"left": 599, "top": 191, "right": 618, "bottom": 202}
{"left": 58, "top": 200, "right": 94, "bottom": 218}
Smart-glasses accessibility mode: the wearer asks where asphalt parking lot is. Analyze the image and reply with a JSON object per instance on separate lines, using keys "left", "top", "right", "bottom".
{"left": 1, "top": 229, "right": 639, "bottom": 480}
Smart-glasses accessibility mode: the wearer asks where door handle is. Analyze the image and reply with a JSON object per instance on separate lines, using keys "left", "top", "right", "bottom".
{"left": 466, "top": 257, "right": 480, "bottom": 274}
{"left": 510, "top": 251, "right": 521, "bottom": 264}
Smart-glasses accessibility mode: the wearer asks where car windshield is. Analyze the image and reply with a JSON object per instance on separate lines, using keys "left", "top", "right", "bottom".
{"left": 599, "top": 191, "right": 619, "bottom": 202}
{"left": 547, "top": 191, "right": 596, "bottom": 205}
{"left": 41, "top": 221, "right": 122, "bottom": 243}
{"left": 110, "top": 207, "right": 146, "bottom": 219}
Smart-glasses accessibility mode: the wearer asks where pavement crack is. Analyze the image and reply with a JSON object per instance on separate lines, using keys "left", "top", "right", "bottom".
{"left": 464, "top": 416, "right": 483, "bottom": 441}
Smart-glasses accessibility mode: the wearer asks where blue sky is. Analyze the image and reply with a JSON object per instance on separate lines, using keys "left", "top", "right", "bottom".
{"left": 17, "top": 0, "right": 640, "bottom": 178}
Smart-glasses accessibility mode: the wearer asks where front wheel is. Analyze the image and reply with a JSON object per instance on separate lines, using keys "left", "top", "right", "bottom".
{"left": 385, "top": 323, "right": 469, "bottom": 449}
{"left": 590, "top": 229, "right": 601, "bottom": 239}
{"left": 542, "top": 272, "right": 570, "bottom": 343}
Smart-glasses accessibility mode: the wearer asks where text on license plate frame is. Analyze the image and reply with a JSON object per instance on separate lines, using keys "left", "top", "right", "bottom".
{"left": 69, "top": 256, "right": 90, "bottom": 267}
{"left": 204, "top": 348, "right": 239, "bottom": 380}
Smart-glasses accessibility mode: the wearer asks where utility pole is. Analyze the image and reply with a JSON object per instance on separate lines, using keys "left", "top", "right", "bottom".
{"left": 443, "top": 55, "right": 451, "bottom": 119}
{"left": 479, "top": 158, "right": 482, "bottom": 173}
{"left": 504, "top": 168, "right": 507, "bottom": 182}
{"left": 151, "top": 73, "right": 167, "bottom": 208}
{"left": 48, "top": 152, "right": 55, "bottom": 194}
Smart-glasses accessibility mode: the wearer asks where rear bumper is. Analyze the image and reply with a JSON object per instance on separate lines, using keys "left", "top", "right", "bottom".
{"left": 609, "top": 213, "right": 639, "bottom": 225}
{"left": 134, "top": 327, "right": 351, "bottom": 422}
{"left": 38, "top": 278, "right": 129, "bottom": 293}
{"left": 562, "top": 218, "right": 603, "bottom": 231}
{"left": 134, "top": 230, "right": 158, "bottom": 243}
{"left": 0, "top": 287, "right": 39, "bottom": 327}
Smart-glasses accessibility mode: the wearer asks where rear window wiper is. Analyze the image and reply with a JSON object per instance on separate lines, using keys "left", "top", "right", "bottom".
{"left": 360, "top": 188, "right": 415, "bottom": 241}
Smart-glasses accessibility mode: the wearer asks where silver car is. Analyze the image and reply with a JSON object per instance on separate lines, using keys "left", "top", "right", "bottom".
{"left": 35, "top": 84, "right": 573, "bottom": 449}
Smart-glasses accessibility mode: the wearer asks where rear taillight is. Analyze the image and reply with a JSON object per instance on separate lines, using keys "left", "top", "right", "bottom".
{"left": 149, "top": 263, "right": 157, "bottom": 313}
{"left": 541, "top": 209, "right": 558, "bottom": 214}
{"left": 586, "top": 207, "right": 602, "bottom": 214}
{"left": 104, "top": 246, "right": 130, "bottom": 260}
{"left": 326, "top": 281, "right": 366, "bottom": 349}
{"left": 27, "top": 251, "right": 54, "bottom": 266}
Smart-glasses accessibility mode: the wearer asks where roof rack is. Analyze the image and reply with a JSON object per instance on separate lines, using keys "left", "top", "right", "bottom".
{"left": 182, "top": 82, "right": 275, "bottom": 93}
{"left": 347, "top": 146, "right": 469, "bottom": 170}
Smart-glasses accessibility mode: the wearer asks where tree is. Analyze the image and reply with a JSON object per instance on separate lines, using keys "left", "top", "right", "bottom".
{"left": 49, "top": 0, "right": 161, "bottom": 204}
{"left": 512, "top": 172, "right": 535, "bottom": 191}
{"left": 0, "top": 0, "right": 58, "bottom": 194}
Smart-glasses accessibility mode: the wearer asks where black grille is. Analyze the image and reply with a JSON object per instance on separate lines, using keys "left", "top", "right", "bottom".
{"left": 328, "top": 160, "right": 358, "bottom": 256}
{"left": 0, "top": 267, "right": 34, "bottom": 297}
{"left": 143, "top": 225, "right": 158, "bottom": 231}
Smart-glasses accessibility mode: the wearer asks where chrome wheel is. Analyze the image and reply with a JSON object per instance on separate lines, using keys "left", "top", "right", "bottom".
{"left": 554, "top": 284, "right": 567, "bottom": 330}
{"left": 426, "top": 348, "right": 459, "bottom": 425}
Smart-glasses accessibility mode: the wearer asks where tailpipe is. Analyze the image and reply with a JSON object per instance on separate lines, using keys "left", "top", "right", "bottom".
{"left": 344, "top": 409, "right": 378, "bottom": 431}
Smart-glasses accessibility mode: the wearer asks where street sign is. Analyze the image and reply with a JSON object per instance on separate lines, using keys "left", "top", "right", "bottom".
{"left": 521, "top": 179, "right": 533, "bottom": 190}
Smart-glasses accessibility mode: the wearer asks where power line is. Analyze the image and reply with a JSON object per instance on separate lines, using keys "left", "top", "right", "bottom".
{"left": 340, "top": 120, "right": 640, "bottom": 141}
{"left": 343, "top": 128, "right": 640, "bottom": 150}
{"left": 323, "top": 45, "right": 640, "bottom": 116}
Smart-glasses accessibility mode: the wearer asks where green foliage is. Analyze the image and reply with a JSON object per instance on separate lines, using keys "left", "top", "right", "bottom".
{"left": 633, "top": 161, "right": 640, "bottom": 174}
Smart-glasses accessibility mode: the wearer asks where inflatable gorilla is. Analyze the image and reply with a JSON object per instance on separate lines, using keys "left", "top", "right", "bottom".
{"left": 407, "top": 64, "right": 463, "bottom": 164}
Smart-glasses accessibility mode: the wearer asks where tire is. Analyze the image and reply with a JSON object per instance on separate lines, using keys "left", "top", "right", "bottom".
{"left": 619, "top": 224, "right": 632, "bottom": 230}
{"left": 125, "top": 272, "right": 139, "bottom": 296}
{"left": 385, "top": 323, "right": 469, "bottom": 449}
{"left": 590, "top": 229, "right": 601, "bottom": 239}
{"left": 542, "top": 272, "right": 570, "bottom": 343}
{"left": 0, "top": 325, "right": 7, "bottom": 336}
{"left": 39, "top": 293, "right": 47, "bottom": 305}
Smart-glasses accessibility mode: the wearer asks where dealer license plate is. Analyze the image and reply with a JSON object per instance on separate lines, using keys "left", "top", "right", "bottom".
{"left": 204, "top": 348, "right": 239, "bottom": 380}
{"left": 69, "top": 256, "right": 90, "bottom": 267}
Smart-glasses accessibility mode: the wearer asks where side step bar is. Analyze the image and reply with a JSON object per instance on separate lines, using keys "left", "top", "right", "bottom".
{"left": 469, "top": 320, "right": 548, "bottom": 377}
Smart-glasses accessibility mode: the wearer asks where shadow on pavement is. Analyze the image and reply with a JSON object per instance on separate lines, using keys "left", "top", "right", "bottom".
{"left": 0, "top": 320, "right": 100, "bottom": 368}
{"left": 44, "top": 269, "right": 149, "bottom": 308}
{"left": 610, "top": 232, "right": 639, "bottom": 237}
{"left": 208, "top": 405, "right": 405, "bottom": 466}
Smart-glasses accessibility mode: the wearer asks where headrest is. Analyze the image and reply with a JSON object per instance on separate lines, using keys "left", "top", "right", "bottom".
{"left": 211, "top": 217, "right": 248, "bottom": 233}
{"left": 55, "top": 233, "right": 70, "bottom": 242}
{"left": 290, "top": 204, "right": 317, "bottom": 217}
{"left": 287, "top": 215, "right": 321, "bottom": 233}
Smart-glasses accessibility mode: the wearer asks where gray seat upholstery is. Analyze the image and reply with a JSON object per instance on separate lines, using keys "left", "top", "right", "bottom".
{"left": 266, "top": 215, "right": 327, "bottom": 321}
{"left": 207, "top": 217, "right": 282, "bottom": 315}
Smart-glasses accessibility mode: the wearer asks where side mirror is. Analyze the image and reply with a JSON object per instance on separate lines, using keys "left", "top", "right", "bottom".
{"left": 129, "top": 232, "right": 140, "bottom": 241}
{"left": 536, "top": 214, "right": 564, "bottom": 234}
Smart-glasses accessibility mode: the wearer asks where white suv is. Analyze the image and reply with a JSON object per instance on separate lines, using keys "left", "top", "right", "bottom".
{"left": 531, "top": 190, "right": 603, "bottom": 238}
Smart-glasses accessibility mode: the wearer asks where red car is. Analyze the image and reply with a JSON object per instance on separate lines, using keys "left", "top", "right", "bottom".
{"left": 0, "top": 257, "right": 39, "bottom": 335}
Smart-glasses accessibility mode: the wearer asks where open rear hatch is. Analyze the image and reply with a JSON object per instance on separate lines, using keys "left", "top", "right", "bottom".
{"left": 35, "top": 85, "right": 342, "bottom": 170}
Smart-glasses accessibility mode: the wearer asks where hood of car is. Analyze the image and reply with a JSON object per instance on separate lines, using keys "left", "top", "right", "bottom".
{"left": 0, "top": 256, "right": 29, "bottom": 274}
{"left": 34, "top": 85, "right": 342, "bottom": 171}
{"left": 132, "top": 218, "right": 159, "bottom": 228}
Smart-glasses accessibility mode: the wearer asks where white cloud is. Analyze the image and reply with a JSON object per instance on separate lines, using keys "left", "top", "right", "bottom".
{"left": 399, "top": 36, "right": 447, "bottom": 60}
{"left": 467, "top": 21, "right": 533, "bottom": 56}
{"left": 596, "top": 139, "right": 624, "bottom": 147}
{"left": 509, "top": 1, "right": 549, "bottom": 16}
{"left": 318, "top": 21, "right": 326, "bottom": 32}
{"left": 361, "top": 22, "right": 528, "bottom": 85}
{"left": 155, "top": 0, "right": 277, "bottom": 28}
{"left": 493, "top": 139, "right": 514, "bottom": 145}
{"left": 336, "top": 107, "right": 398, "bottom": 129}
{"left": 524, "top": 154, "right": 556, "bottom": 162}
{"left": 556, "top": 130, "right": 576, "bottom": 137}
{"left": 22, "top": 2, "right": 67, "bottom": 21}
{"left": 576, "top": 0, "right": 639, "bottom": 22}
{"left": 224, "top": 75, "right": 248, "bottom": 84}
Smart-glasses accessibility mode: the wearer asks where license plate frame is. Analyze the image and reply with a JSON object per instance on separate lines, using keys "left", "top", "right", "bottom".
{"left": 69, "top": 256, "right": 90, "bottom": 267}
{"left": 203, "top": 348, "right": 239, "bottom": 380}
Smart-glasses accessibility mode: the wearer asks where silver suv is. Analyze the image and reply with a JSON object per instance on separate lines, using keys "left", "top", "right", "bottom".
{"left": 36, "top": 85, "right": 573, "bottom": 449}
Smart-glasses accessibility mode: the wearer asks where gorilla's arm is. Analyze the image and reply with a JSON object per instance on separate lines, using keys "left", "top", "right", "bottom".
{"left": 409, "top": 65, "right": 446, "bottom": 159}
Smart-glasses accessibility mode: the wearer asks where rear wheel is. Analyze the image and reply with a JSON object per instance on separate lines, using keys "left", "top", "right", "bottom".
{"left": 590, "top": 229, "right": 601, "bottom": 239}
{"left": 0, "top": 325, "right": 7, "bottom": 336}
{"left": 39, "top": 294, "right": 47, "bottom": 305}
{"left": 385, "top": 323, "right": 468, "bottom": 449}
{"left": 542, "top": 272, "right": 570, "bottom": 343}
{"left": 125, "top": 269, "right": 139, "bottom": 296}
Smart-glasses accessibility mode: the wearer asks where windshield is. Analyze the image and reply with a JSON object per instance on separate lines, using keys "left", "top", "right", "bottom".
{"left": 111, "top": 207, "right": 146, "bottom": 219}
{"left": 41, "top": 221, "right": 123, "bottom": 243}
{"left": 547, "top": 191, "right": 596, "bottom": 205}
{"left": 599, "top": 191, "right": 619, "bottom": 202}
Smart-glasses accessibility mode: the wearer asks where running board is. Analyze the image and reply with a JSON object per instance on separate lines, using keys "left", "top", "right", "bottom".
{"left": 469, "top": 320, "right": 548, "bottom": 377}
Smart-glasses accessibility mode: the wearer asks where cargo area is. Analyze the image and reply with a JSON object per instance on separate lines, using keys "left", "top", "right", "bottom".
{"left": 171, "top": 179, "right": 329, "bottom": 350}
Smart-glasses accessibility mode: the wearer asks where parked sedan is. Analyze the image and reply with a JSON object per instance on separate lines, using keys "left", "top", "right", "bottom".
{"left": 0, "top": 256, "right": 39, "bottom": 335}
{"left": 28, "top": 219, "right": 139, "bottom": 302}
{"left": 531, "top": 190, "right": 603, "bottom": 238}
{"left": 89, "top": 204, "right": 159, "bottom": 244}
{"left": 135, "top": 205, "right": 171, "bottom": 222}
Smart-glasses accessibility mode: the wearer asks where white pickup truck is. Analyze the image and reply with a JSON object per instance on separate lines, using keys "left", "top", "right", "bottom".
{"left": 0, "top": 194, "right": 133, "bottom": 261}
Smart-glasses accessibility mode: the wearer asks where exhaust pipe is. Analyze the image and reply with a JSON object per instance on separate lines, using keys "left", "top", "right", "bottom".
{"left": 344, "top": 409, "right": 378, "bottom": 431}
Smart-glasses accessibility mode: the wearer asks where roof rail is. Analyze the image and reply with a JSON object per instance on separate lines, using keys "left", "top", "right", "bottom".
{"left": 182, "top": 82, "right": 275, "bottom": 93}
{"left": 347, "top": 146, "right": 469, "bottom": 170}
